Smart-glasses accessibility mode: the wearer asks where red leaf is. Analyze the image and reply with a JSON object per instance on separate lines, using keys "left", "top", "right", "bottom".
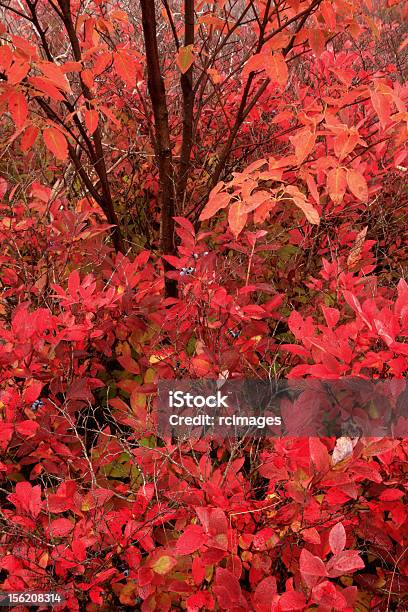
{"left": 299, "top": 549, "right": 327, "bottom": 588}
{"left": 327, "top": 166, "right": 347, "bottom": 204}
{"left": 92, "top": 568, "right": 118, "bottom": 584}
{"left": 290, "top": 128, "right": 316, "bottom": 165}
{"left": 0, "top": 423, "right": 14, "bottom": 452}
{"left": 114, "top": 50, "right": 138, "bottom": 87}
{"left": 379, "top": 489, "right": 404, "bottom": 501}
{"left": 47, "top": 481, "right": 77, "bottom": 513}
{"left": 21, "top": 125, "right": 39, "bottom": 151}
{"left": 278, "top": 590, "right": 307, "bottom": 610}
{"left": 326, "top": 550, "right": 364, "bottom": 577}
{"left": 84, "top": 109, "right": 99, "bottom": 134}
{"left": 347, "top": 168, "right": 368, "bottom": 202}
{"left": 117, "top": 355, "right": 140, "bottom": 375}
{"left": 8, "top": 92, "right": 28, "bottom": 129}
{"left": 370, "top": 86, "right": 392, "bottom": 128}
{"left": 66, "top": 377, "right": 93, "bottom": 402}
{"left": 280, "top": 346, "right": 308, "bottom": 361}
{"left": 321, "top": 305, "right": 340, "bottom": 328}
{"left": 7, "top": 482, "right": 42, "bottom": 518}
{"left": 266, "top": 52, "right": 288, "bottom": 86}
{"left": 192, "top": 557, "right": 206, "bottom": 585}
{"left": 208, "top": 508, "right": 229, "bottom": 536}
{"left": 6, "top": 60, "right": 30, "bottom": 85}
{"left": 334, "top": 130, "right": 360, "bottom": 160}
{"left": 67, "top": 268, "right": 80, "bottom": 296}
{"left": 285, "top": 186, "right": 320, "bottom": 225}
{"left": 0, "top": 45, "right": 12, "bottom": 71}
{"left": 162, "top": 254, "right": 182, "bottom": 268}
{"left": 311, "top": 580, "right": 348, "bottom": 609}
{"left": 81, "top": 69, "right": 94, "bottom": 89}
{"left": 242, "top": 52, "right": 267, "bottom": 78}
{"left": 214, "top": 567, "right": 242, "bottom": 607}
{"left": 174, "top": 216, "right": 195, "bottom": 235}
{"left": 29, "top": 76, "right": 65, "bottom": 101}
{"left": 81, "top": 488, "right": 114, "bottom": 511}
{"left": 109, "top": 397, "right": 129, "bottom": 412}
{"left": 43, "top": 126, "right": 68, "bottom": 160}
{"left": 362, "top": 439, "right": 400, "bottom": 458}
{"left": 303, "top": 528, "right": 321, "bottom": 545}
{"left": 62, "top": 61, "right": 82, "bottom": 73}
{"left": 309, "top": 28, "right": 326, "bottom": 57}
{"left": 253, "top": 527, "right": 276, "bottom": 550}
{"left": 191, "top": 355, "right": 211, "bottom": 376}
{"left": 15, "top": 421, "right": 39, "bottom": 437}
{"left": 176, "top": 524, "right": 208, "bottom": 555}
{"left": 228, "top": 201, "right": 248, "bottom": 238}
{"left": 199, "top": 186, "right": 231, "bottom": 221}
{"left": 241, "top": 305, "right": 266, "bottom": 319}
{"left": 49, "top": 517, "right": 74, "bottom": 537}
{"left": 309, "top": 437, "right": 329, "bottom": 473}
{"left": 186, "top": 591, "right": 214, "bottom": 611}
{"left": 38, "top": 61, "right": 71, "bottom": 92}
{"left": 321, "top": 0, "right": 337, "bottom": 29}
{"left": 0, "top": 177, "right": 8, "bottom": 199}
{"left": 342, "top": 289, "right": 363, "bottom": 316}
{"left": 138, "top": 567, "right": 154, "bottom": 586}
{"left": 89, "top": 587, "right": 103, "bottom": 605}
{"left": 347, "top": 226, "right": 368, "bottom": 268}
{"left": 100, "top": 105, "right": 121, "bottom": 127}
{"left": 23, "top": 380, "right": 43, "bottom": 403}
{"left": 329, "top": 522, "right": 346, "bottom": 555}
{"left": 253, "top": 576, "right": 277, "bottom": 610}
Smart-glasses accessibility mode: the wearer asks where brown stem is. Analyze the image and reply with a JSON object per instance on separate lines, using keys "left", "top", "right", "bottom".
{"left": 140, "top": 0, "right": 177, "bottom": 297}
{"left": 162, "top": 0, "right": 180, "bottom": 49}
{"left": 206, "top": 0, "right": 272, "bottom": 192}
{"left": 37, "top": 95, "right": 122, "bottom": 251}
{"left": 201, "top": 0, "right": 323, "bottom": 211}
{"left": 176, "top": 0, "right": 195, "bottom": 211}
{"left": 56, "top": 0, "right": 124, "bottom": 253}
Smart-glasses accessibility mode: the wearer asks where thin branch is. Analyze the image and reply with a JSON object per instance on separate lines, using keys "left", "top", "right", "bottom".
{"left": 176, "top": 0, "right": 195, "bottom": 210}
{"left": 161, "top": 0, "right": 180, "bottom": 50}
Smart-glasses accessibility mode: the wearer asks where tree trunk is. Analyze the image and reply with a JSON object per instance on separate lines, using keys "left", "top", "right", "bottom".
{"left": 140, "top": 0, "right": 177, "bottom": 298}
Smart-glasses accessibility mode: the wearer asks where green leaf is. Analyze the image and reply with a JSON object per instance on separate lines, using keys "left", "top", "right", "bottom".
{"left": 150, "top": 554, "right": 177, "bottom": 575}
{"left": 176, "top": 45, "right": 194, "bottom": 73}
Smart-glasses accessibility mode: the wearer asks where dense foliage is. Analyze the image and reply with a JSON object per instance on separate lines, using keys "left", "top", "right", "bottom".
{"left": 0, "top": 0, "right": 407, "bottom": 610}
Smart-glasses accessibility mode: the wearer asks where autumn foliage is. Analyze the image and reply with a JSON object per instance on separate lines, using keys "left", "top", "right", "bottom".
{"left": 0, "top": 0, "right": 407, "bottom": 610}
